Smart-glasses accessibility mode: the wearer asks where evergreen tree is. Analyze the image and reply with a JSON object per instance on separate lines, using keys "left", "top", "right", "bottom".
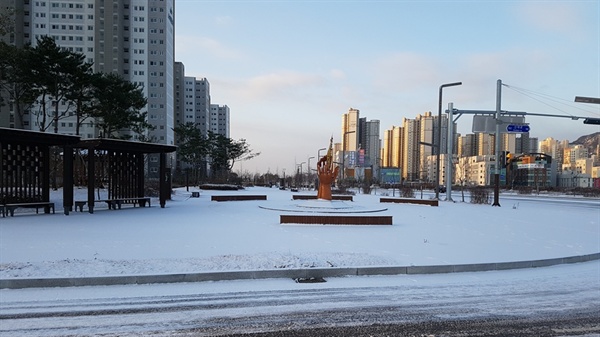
{"left": 66, "top": 61, "right": 96, "bottom": 135}
{"left": 173, "top": 122, "right": 210, "bottom": 184}
{"left": 207, "top": 131, "right": 260, "bottom": 181}
{"left": 90, "top": 72, "right": 153, "bottom": 139}
{"left": 28, "top": 36, "right": 86, "bottom": 132}
{"left": 0, "top": 42, "right": 37, "bottom": 128}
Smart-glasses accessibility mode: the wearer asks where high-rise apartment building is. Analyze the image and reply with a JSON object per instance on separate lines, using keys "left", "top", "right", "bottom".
{"left": 1, "top": 0, "right": 175, "bottom": 149}
{"left": 417, "top": 112, "right": 434, "bottom": 181}
{"left": 402, "top": 117, "right": 419, "bottom": 181}
{"left": 341, "top": 108, "right": 359, "bottom": 152}
{"left": 540, "top": 137, "right": 559, "bottom": 157}
{"left": 177, "top": 76, "right": 210, "bottom": 134}
{"left": 364, "top": 119, "right": 380, "bottom": 171}
{"left": 458, "top": 134, "right": 477, "bottom": 157}
{"left": 477, "top": 133, "right": 495, "bottom": 156}
{"left": 340, "top": 109, "right": 380, "bottom": 180}
{"left": 381, "top": 125, "right": 403, "bottom": 168}
{"left": 500, "top": 133, "right": 517, "bottom": 154}
{"left": 174, "top": 61, "right": 186, "bottom": 125}
{"left": 380, "top": 111, "right": 456, "bottom": 182}
{"left": 357, "top": 117, "right": 380, "bottom": 167}
{"left": 210, "top": 104, "right": 230, "bottom": 138}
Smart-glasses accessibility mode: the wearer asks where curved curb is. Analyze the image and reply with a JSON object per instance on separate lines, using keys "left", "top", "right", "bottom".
{"left": 1, "top": 252, "right": 598, "bottom": 289}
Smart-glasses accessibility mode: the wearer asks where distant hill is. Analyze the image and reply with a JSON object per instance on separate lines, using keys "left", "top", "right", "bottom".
{"left": 571, "top": 132, "right": 600, "bottom": 150}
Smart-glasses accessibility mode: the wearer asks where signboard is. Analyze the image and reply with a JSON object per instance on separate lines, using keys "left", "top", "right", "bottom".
{"left": 347, "top": 151, "right": 356, "bottom": 167}
{"left": 506, "top": 124, "right": 530, "bottom": 133}
{"left": 380, "top": 168, "right": 401, "bottom": 184}
{"left": 472, "top": 115, "right": 526, "bottom": 133}
{"left": 517, "top": 163, "right": 545, "bottom": 169}
{"left": 358, "top": 149, "right": 365, "bottom": 166}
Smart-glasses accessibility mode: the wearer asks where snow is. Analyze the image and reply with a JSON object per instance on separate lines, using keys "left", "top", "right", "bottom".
{"left": 0, "top": 186, "right": 599, "bottom": 279}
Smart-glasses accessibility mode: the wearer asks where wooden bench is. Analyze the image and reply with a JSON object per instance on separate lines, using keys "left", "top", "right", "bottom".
{"left": 280, "top": 215, "right": 392, "bottom": 225}
{"left": 75, "top": 197, "right": 151, "bottom": 212}
{"left": 380, "top": 197, "right": 438, "bottom": 206}
{"left": 2, "top": 202, "right": 55, "bottom": 217}
{"left": 292, "top": 195, "right": 354, "bottom": 201}
{"left": 211, "top": 195, "right": 267, "bottom": 202}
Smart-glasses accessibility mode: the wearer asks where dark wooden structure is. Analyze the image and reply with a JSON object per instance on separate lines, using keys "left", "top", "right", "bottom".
{"left": 280, "top": 215, "right": 393, "bottom": 225}
{"left": 0, "top": 129, "right": 177, "bottom": 216}
{"left": 380, "top": 197, "right": 439, "bottom": 206}
{"left": 75, "top": 138, "right": 176, "bottom": 213}
{"left": 0, "top": 128, "right": 80, "bottom": 215}
{"left": 211, "top": 195, "right": 267, "bottom": 202}
{"left": 292, "top": 195, "right": 353, "bottom": 201}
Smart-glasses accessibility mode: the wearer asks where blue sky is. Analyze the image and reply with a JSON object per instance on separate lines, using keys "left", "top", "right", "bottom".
{"left": 174, "top": 0, "right": 600, "bottom": 175}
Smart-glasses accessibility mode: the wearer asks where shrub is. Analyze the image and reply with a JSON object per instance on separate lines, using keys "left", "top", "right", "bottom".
{"left": 400, "top": 186, "right": 415, "bottom": 198}
{"left": 199, "top": 184, "right": 243, "bottom": 191}
{"left": 469, "top": 187, "right": 491, "bottom": 204}
{"left": 516, "top": 187, "right": 533, "bottom": 195}
{"left": 361, "top": 180, "right": 372, "bottom": 195}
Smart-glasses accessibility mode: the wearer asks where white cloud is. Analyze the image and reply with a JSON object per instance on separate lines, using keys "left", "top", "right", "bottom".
{"left": 235, "top": 71, "right": 326, "bottom": 101}
{"left": 370, "top": 52, "right": 439, "bottom": 91}
{"left": 214, "top": 15, "right": 233, "bottom": 26}
{"left": 329, "top": 69, "right": 346, "bottom": 80}
{"left": 516, "top": 2, "right": 584, "bottom": 36}
{"left": 175, "top": 35, "right": 242, "bottom": 59}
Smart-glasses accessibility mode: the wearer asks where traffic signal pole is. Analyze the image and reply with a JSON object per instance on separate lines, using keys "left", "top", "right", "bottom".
{"left": 492, "top": 79, "right": 502, "bottom": 206}
{"left": 446, "top": 89, "right": 596, "bottom": 207}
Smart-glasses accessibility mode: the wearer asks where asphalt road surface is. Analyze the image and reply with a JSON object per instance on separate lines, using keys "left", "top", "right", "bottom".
{"left": 1, "top": 261, "right": 599, "bottom": 336}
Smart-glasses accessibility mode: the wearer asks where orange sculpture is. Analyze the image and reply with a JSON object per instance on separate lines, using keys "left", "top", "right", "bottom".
{"left": 317, "top": 137, "right": 339, "bottom": 200}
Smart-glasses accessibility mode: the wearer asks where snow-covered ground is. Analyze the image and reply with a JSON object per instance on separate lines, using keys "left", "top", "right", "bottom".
{"left": 0, "top": 186, "right": 598, "bottom": 279}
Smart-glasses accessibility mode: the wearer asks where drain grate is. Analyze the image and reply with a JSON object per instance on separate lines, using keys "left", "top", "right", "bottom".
{"left": 294, "top": 277, "right": 327, "bottom": 283}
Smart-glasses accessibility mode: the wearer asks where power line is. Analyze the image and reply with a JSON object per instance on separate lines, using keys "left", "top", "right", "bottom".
{"left": 503, "top": 84, "right": 600, "bottom": 117}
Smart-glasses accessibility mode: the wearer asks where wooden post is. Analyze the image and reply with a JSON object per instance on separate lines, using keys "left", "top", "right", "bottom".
{"left": 63, "top": 145, "right": 74, "bottom": 215}
{"left": 87, "top": 146, "right": 95, "bottom": 213}
{"left": 159, "top": 152, "right": 167, "bottom": 208}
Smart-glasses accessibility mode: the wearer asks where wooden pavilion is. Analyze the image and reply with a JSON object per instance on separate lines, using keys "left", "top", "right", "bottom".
{"left": 1, "top": 128, "right": 177, "bottom": 216}
{"left": 74, "top": 138, "right": 176, "bottom": 213}
{"left": 0, "top": 127, "right": 80, "bottom": 215}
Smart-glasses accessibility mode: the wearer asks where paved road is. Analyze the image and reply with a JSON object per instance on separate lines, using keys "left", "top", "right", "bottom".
{"left": 1, "top": 261, "right": 598, "bottom": 336}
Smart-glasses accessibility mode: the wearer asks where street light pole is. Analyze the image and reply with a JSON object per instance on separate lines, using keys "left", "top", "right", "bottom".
{"left": 317, "top": 148, "right": 326, "bottom": 160}
{"left": 436, "top": 82, "right": 462, "bottom": 200}
{"left": 307, "top": 156, "right": 315, "bottom": 173}
{"left": 307, "top": 156, "right": 315, "bottom": 188}
{"left": 299, "top": 162, "right": 305, "bottom": 189}
{"left": 446, "top": 102, "right": 455, "bottom": 202}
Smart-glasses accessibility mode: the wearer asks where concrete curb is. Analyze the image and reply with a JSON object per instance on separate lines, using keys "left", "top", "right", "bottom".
{"left": 1, "top": 252, "right": 598, "bottom": 289}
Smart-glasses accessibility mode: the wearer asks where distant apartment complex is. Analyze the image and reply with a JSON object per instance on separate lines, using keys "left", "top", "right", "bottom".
{"left": 337, "top": 108, "right": 380, "bottom": 180}
{"left": 372, "top": 110, "right": 598, "bottom": 188}
{"left": 380, "top": 111, "right": 449, "bottom": 182}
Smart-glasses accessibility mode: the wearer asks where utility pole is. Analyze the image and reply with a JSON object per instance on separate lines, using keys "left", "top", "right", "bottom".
{"left": 446, "top": 102, "right": 455, "bottom": 202}
{"left": 492, "top": 79, "right": 502, "bottom": 206}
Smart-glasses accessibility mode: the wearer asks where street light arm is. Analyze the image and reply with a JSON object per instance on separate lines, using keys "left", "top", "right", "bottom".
{"left": 436, "top": 82, "right": 462, "bottom": 200}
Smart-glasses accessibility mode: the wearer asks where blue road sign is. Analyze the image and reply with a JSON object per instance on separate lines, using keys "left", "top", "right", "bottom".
{"left": 506, "top": 124, "right": 530, "bottom": 133}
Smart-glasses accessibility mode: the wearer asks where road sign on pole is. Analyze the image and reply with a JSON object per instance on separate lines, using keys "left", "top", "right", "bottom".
{"left": 506, "top": 124, "right": 530, "bottom": 133}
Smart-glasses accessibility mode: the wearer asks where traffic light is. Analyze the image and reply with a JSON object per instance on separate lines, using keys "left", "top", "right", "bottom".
{"left": 583, "top": 118, "right": 600, "bottom": 125}
{"left": 505, "top": 152, "right": 513, "bottom": 167}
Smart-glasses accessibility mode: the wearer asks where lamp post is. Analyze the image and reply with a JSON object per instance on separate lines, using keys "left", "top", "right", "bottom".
{"left": 317, "top": 148, "right": 326, "bottom": 160}
{"left": 316, "top": 148, "right": 325, "bottom": 191}
{"left": 307, "top": 156, "right": 315, "bottom": 188}
{"left": 342, "top": 130, "right": 355, "bottom": 183}
{"left": 436, "top": 82, "right": 462, "bottom": 200}
{"left": 307, "top": 156, "right": 315, "bottom": 173}
{"left": 298, "top": 162, "right": 305, "bottom": 189}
